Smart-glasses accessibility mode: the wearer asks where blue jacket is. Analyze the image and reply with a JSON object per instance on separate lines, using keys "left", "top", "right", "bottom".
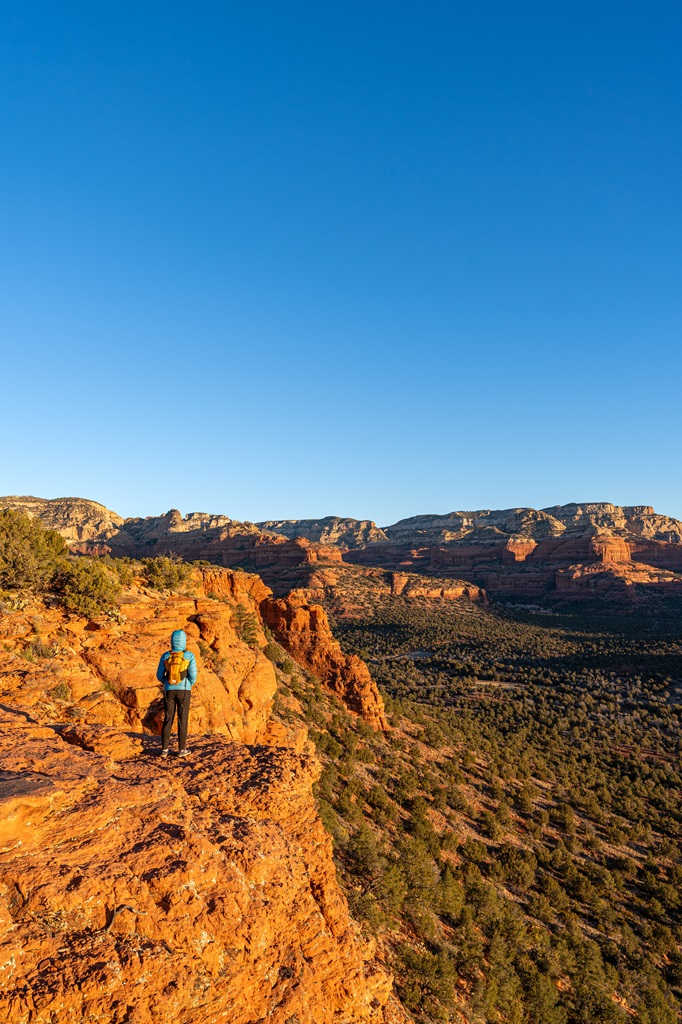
{"left": 157, "top": 629, "right": 198, "bottom": 692}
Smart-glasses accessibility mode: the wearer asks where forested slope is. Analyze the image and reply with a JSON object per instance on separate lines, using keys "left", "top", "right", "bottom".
{"left": 286, "top": 596, "right": 682, "bottom": 1023}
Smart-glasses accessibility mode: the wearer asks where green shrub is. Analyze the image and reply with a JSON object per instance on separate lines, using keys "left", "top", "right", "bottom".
{"left": 356, "top": 745, "right": 376, "bottom": 764}
{"left": 347, "top": 824, "right": 384, "bottom": 878}
{"left": 110, "top": 558, "right": 138, "bottom": 586}
{"left": 404, "top": 898, "right": 438, "bottom": 941}
{"left": 367, "top": 784, "right": 397, "bottom": 824}
{"left": 58, "top": 559, "right": 120, "bottom": 617}
{"left": 481, "top": 809, "right": 504, "bottom": 840}
{"left": 397, "top": 836, "right": 440, "bottom": 898}
{"left": 348, "top": 890, "right": 389, "bottom": 931}
{"left": 551, "top": 802, "right": 576, "bottom": 835}
{"left": 461, "top": 838, "right": 488, "bottom": 864}
{"left": 317, "top": 798, "right": 345, "bottom": 840}
{"left": 48, "top": 681, "right": 71, "bottom": 701}
{"left": 436, "top": 867, "right": 465, "bottom": 922}
{"left": 492, "top": 842, "right": 537, "bottom": 890}
{"left": 232, "top": 602, "right": 259, "bottom": 648}
{"left": 311, "top": 730, "right": 343, "bottom": 758}
{"left": 398, "top": 944, "right": 458, "bottom": 1013}
{"left": 142, "top": 555, "right": 191, "bottom": 591}
{"left": 264, "top": 641, "right": 300, "bottom": 673}
{"left": 376, "top": 863, "right": 408, "bottom": 914}
{"left": 0, "top": 508, "right": 67, "bottom": 590}
{"left": 24, "top": 638, "right": 59, "bottom": 660}
{"left": 446, "top": 784, "right": 471, "bottom": 814}
{"left": 264, "top": 642, "right": 283, "bottom": 662}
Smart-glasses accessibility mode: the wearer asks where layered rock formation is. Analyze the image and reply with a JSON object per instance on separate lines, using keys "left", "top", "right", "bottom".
{"left": 0, "top": 499, "right": 342, "bottom": 572}
{"left": 87, "top": 514, "right": 343, "bottom": 571}
{"left": 4, "top": 496, "right": 682, "bottom": 601}
{"left": 346, "top": 505, "right": 682, "bottom": 599}
{"left": 387, "top": 572, "right": 485, "bottom": 603}
{"left": 555, "top": 560, "right": 682, "bottom": 599}
{"left": 382, "top": 503, "right": 682, "bottom": 547}
{"left": 258, "top": 562, "right": 486, "bottom": 615}
{"left": 0, "top": 571, "right": 395, "bottom": 1023}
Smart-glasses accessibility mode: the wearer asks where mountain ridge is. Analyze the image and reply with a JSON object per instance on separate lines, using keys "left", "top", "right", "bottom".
{"left": 3, "top": 495, "right": 682, "bottom": 602}
{"left": 5, "top": 494, "right": 682, "bottom": 542}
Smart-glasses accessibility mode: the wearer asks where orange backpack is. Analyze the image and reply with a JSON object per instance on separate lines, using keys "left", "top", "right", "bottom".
{"left": 164, "top": 650, "right": 190, "bottom": 686}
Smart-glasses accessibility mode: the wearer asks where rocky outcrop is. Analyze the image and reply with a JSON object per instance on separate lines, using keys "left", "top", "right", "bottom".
{"left": 200, "top": 567, "right": 386, "bottom": 730}
{"left": 75, "top": 516, "right": 340, "bottom": 571}
{"left": 0, "top": 708, "right": 393, "bottom": 1024}
{"left": 502, "top": 537, "right": 538, "bottom": 562}
{"left": 0, "top": 563, "right": 386, "bottom": 738}
{"left": 0, "top": 499, "right": 344, "bottom": 573}
{"left": 629, "top": 538, "right": 682, "bottom": 573}
{"left": 544, "top": 503, "right": 682, "bottom": 542}
{"left": 104, "top": 509, "right": 255, "bottom": 557}
{"left": 555, "top": 561, "right": 682, "bottom": 599}
{"left": 590, "top": 533, "right": 631, "bottom": 563}
{"left": 0, "top": 578, "right": 278, "bottom": 746}
{"left": 262, "top": 592, "right": 388, "bottom": 731}
{"left": 388, "top": 574, "right": 485, "bottom": 602}
{"left": 303, "top": 565, "right": 485, "bottom": 606}
{"left": 247, "top": 561, "right": 486, "bottom": 611}
{"left": 57, "top": 722, "right": 145, "bottom": 758}
{"left": 199, "top": 565, "right": 272, "bottom": 606}
{"left": 383, "top": 508, "right": 566, "bottom": 546}
{"left": 348, "top": 507, "right": 682, "bottom": 599}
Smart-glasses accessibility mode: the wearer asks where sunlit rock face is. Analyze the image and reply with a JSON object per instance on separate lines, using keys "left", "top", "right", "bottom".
{"left": 0, "top": 716, "right": 392, "bottom": 1024}
{"left": 0, "top": 570, "right": 396, "bottom": 1024}
{"left": 262, "top": 590, "right": 389, "bottom": 731}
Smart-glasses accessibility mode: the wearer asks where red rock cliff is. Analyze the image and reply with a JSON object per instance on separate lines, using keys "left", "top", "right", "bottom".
{"left": 261, "top": 592, "right": 388, "bottom": 731}
{"left": 0, "top": 571, "right": 397, "bottom": 1023}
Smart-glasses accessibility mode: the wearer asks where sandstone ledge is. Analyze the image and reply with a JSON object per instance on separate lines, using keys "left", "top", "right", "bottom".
{"left": 0, "top": 708, "right": 392, "bottom": 1024}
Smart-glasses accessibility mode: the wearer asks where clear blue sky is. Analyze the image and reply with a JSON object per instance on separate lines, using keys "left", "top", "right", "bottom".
{"left": 2, "top": 2, "right": 681, "bottom": 524}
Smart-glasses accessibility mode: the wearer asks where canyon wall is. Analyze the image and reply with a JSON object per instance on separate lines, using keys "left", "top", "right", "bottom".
{"left": 4, "top": 496, "right": 682, "bottom": 601}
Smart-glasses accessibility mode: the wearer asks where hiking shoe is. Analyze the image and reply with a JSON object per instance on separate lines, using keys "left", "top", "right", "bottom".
{"left": 177, "top": 748, "right": 189, "bottom": 758}
{"left": 160, "top": 749, "right": 169, "bottom": 758}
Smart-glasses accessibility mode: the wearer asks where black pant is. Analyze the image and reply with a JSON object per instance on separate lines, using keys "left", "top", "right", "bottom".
{"left": 161, "top": 690, "right": 191, "bottom": 750}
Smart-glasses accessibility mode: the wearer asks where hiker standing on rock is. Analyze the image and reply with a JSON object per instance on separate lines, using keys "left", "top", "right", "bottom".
{"left": 157, "top": 629, "right": 197, "bottom": 758}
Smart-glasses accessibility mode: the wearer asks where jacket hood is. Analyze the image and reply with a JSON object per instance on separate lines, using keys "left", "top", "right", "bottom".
{"left": 170, "top": 629, "right": 187, "bottom": 652}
